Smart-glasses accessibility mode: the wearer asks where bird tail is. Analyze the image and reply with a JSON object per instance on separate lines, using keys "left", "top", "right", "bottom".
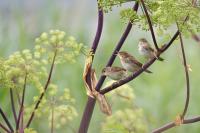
{"left": 145, "top": 69, "right": 152, "bottom": 73}
{"left": 158, "top": 57, "right": 164, "bottom": 61}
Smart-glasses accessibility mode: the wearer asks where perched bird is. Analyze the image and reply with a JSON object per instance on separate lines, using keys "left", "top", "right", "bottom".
{"left": 138, "top": 38, "right": 164, "bottom": 61}
{"left": 102, "top": 66, "right": 127, "bottom": 80}
{"left": 118, "top": 51, "right": 152, "bottom": 73}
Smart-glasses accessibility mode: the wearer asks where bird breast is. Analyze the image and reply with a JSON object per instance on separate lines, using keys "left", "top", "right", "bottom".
{"left": 139, "top": 46, "right": 150, "bottom": 56}
{"left": 109, "top": 71, "right": 125, "bottom": 80}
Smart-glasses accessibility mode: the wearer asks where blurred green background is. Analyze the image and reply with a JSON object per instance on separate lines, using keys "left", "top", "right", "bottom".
{"left": 0, "top": 0, "right": 200, "bottom": 133}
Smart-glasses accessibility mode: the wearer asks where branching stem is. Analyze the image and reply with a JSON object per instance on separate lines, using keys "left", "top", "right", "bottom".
{"left": 152, "top": 116, "right": 200, "bottom": 133}
{"left": 78, "top": 2, "right": 139, "bottom": 133}
{"left": 26, "top": 50, "right": 57, "bottom": 128}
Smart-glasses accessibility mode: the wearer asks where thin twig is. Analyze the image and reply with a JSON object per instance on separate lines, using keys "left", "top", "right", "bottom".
{"left": 16, "top": 72, "right": 28, "bottom": 130}
{"left": 0, "top": 122, "right": 11, "bottom": 133}
{"left": 0, "top": 107, "right": 14, "bottom": 132}
{"left": 152, "top": 116, "right": 200, "bottom": 133}
{"left": 19, "top": 107, "right": 24, "bottom": 133}
{"left": 10, "top": 88, "right": 17, "bottom": 124}
{"left": 140, "top": 0, "right": 159, "bottom": 51}
{"left": 26, "top": 50, "right": 57, "bottom": 128}
{"left": 177, "top": 25, "right": 190, "bottom": 119}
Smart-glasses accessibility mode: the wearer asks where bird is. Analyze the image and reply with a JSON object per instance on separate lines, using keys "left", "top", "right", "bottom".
{"left": 102, "top": 66, "right": 127, "bottom": 80}
{"left": 138, "top": 38, "right": 164, "bottom": 61}
{"left": 118, "top": 51, "right": 152, "bottom": 73}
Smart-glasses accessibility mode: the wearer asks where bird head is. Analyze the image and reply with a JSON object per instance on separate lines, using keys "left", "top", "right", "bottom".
{"left": 102, "top": 67, "right": 111, "bottom": 76}
{"left": 118, "top": 51, "right": 131, "bottom": 59}
{"left": 138, "top": 38, "right": 149, "bottom": 47}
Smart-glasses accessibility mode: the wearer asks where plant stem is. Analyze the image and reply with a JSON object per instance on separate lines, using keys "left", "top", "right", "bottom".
{"left": 152, "top": 116, "right": 200, "bottom": 133}
{"left": 0, "top": 107, "right": 14, "bottom": 132}
{"left": 0, "top": 122, "right": 11, "bottom": 133}
{"left": 16, "top": 72, "right": 28, "bottom": 130}
{"left": 16, "top": 88, "right": 21, "bottom": 106}
{"left": 78, "top": 2, "right": 139, "bottom": 133}
{"left": 91, "top": 7, "right": 104, "bottom": 55}
{"left": 178, "top": 29, "right": 190, "bottom": 119}
{"left": 140, "top": 0, "right": 159, "bottom": 51}
{"left": 78, "top": 2, "right": 104, "bottom": 132}
{"left": 19, "top": 107, "right": 24, "bottom": 133}
{"left": 26, "top": 51, "right": 57, "bottom": 128}
{"left": 10, "top": 88, "right": 17, "bottom": 124}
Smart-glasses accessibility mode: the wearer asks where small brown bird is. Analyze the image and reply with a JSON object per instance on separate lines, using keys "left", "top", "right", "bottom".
{"left": 118, "top": 51, "right": 152, "bottom": 73}
{"left": 102, "top": 66, "right": 127, "bottom": 80}
{"left": 138, "top": 38, "right": 164, "bottom": 61}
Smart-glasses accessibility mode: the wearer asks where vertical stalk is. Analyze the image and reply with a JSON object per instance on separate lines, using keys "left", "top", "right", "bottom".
{"left": 78, "top": 1, "right": 104, "bottom": 132}
{"left": 10, "top": 88, "right": 17, "bottom": 124}
{"left": 16, "top": 73, "right": 27, "bottom": 130}
{"left": 140, "top": 0, "right": 159, "bottom": 51}
{"left": 26, "top": 51, "right": 57, "bottom": 128}
{"left": 78, "top": 2, "right": 139, "bottom": 133}
{"left": 178, "top": 30, "right": 190, "bottom": 119}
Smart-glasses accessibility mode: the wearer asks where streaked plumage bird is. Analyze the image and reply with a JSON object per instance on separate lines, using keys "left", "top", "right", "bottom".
{"left": 102, "top": 66, "right": 127, "bottom": 80}
{"left": 118, "top": 51, "right": 152, "bottom": 73}
{"left": 138, "top": 38, "right": 164, "bottom": 61}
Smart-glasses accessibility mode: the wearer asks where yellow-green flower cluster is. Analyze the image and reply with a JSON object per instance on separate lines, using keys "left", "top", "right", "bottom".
{"left": 145, "top": 0, "right": 200, "bottom": 36}
{"left": 103, "top": 0, "right": 200, "bottom": 37}
{"left": 120, "top": 8, "right": 139, "bottom": 23}
{"left": 102, "top": 108, "right": 147, "bottom": 133}
{"left": 1, "top": 30, "right": 82, "bottom": 132}
{"left": 102, "top": 81, "right": 147, "bottom": 132}
{"left": 0, "top": 50, "right": 45, "bottom": 90}
{"left": 98, "top": 0, "right": 133, "bottom": 13}
{"left": 48, "top": 105, "right": 78, "bottom": 128}
{"left": 28, "top": 86, "right": 78, "bottom": 129}
{"left": 0, "top": 59, "right": 12, "bottom": 89}
{"left": 34, "top": 30, "right": 86, "bottom": 64}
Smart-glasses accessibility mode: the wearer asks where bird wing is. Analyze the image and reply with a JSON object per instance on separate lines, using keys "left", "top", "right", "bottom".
{"left": 128, "top": 57, "right": 143, "bottom": 67}
{"left": 112, "top": 66, "right": 126, "bottom": 72}
{"left": 143, "top": 44, "right": 154, "bottom": 52}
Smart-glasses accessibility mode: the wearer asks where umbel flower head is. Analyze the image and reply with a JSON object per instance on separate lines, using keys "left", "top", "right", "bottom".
{"left": 34, "top": 29, "right": 87, "bottom": 64}
{"left": 0, "top": 30, "right": 84, "bottom": 132}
